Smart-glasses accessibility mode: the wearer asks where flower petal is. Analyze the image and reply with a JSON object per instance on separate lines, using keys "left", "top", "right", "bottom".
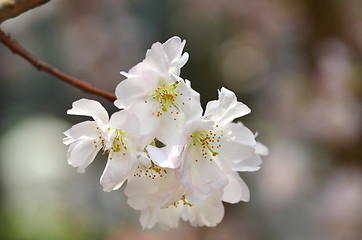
{"left": 255, "top": 141, "right": 269, "bottom": 155}
{"left": 146, "top": 144, "right": 183, "bottom": 169}
{"left": 114, "top": 71, "right": 159, "bottom": 109}
{"left": 231, "top": 154, "right": 263, "bottom": 172}
{"left": 67, "top": 99, "right": 109, "bottom": 125}
{"left": 219, "top": 138, "right": 255, "bottom": 163}
{"left": 162, "top": 36, "right": 186, "bottom": 63}
{"left": 140, "top": 208, "right": 158, "bottom": 229}
{"left": 109, "top": 110, "right": 140, "bottom": 135}
{"left": 63, "top": 121, "right": 98, "bottom": 145}
{"left": 176, "top": 80, "right": 203, "bottom": 120}
{"left": 100, "top": 151, "right": 134, "bottom": 192}
{"left": 67, "top": 138, "right": 101, "bottom": 173}
{"left": 156, "top": 205, "right": 183, "bottom": 230}
{"left": 125, "top": 169, "right": 182, "bottom": 210}
{"left": 223, "top": 122, "right": 256, "bottom": 146}
{"left": 222, "top": 172, "right": 250, "bottom": 203}
{"left": 185, "top": 193, "right": 225, "bottom": 227}
{"left": 180, "top": 147, "right": 227, "bottom": 205}
{"left": 204, "top": 87, "right": 251, "bottom": 124}
{"left": 145, "top": 42, "right": 171, "bottom": 75}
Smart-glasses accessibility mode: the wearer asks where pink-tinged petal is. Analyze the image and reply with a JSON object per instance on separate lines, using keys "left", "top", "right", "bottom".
{"left": 146, "top": 144, "right": 183, "bottom": 169}
{"left": 67, "top": 138, "right": 101, "bottom": 173}
{"left": 196, "top": 155, "right": 228, "bottom": 192}
{"left": 180, "top": 148, "right": 227, "bottom": 205}
{"left": 222, "top": 172, "right": 250, "bottom": 203}
{"left": 176, "top": 146, "right": 209, "bottom": 204}
{"left": 67, "top": 99, "right": 109, "bottom": 125}
{"left": 185, "top": 193, "right": 225, "bottom": 227}
{"left": 114, "top": 72, "right": 158, "bottom": 109}
{"left": 204, "top": 87, "right": 251, "bottom": 124}
{"left": 140, "top": 205, "right": 184, "bottom": 230}
{"left": 63, "top": 121, "right": 98, "bottom": 145}
{"left": 100, "top": 151, "right": 134, "bottom": 192}
{"left": 140, "top": 208, "right": 158, "bottom": 229}
{"left": 156, "top": 205, "right": 183, "bottom": 230}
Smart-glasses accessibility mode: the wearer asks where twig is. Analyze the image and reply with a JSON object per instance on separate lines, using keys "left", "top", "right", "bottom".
{"left": 0, "top": 29, "right": 116, "bottom": 102}
{"left": 0, "top": 0, "right": 50, "bottom": 23}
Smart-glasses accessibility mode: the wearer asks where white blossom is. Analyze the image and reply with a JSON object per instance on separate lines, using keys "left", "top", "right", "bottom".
{"left": 63, "top": 37, "right": 267, "bottom": 230}
{"left": 115, "top": 37, "right": 202, "bottom": 146}
{"left": 139, "top": 192, "right": 225, "bottom": 230}
{"left": 175, "top": 88, "right": 259, "bottom": 204}
{"left": 63, "top": 99, "right": 140, "bottom": 192}
{"left": 120, "top": 36, "right": 189, "bottom": 81}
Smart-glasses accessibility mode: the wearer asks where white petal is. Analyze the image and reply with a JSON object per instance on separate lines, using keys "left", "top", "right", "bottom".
{"left": 170, "top": 52, "right": 189, "bottom": 76}
{"left": 232, "top": 154, "right": 263, "bottom": 172}
{"left": 128, "top": 100, "right": 157, "bottom": 138}
{"left": 67, "top": 138, "right": 101, "bottom": 173}
{"left": 183, "top": 118, "right": 214, "bottom": 137}
{"left": 125, "top": 169, "right": 181, "bottom": 210}
{"left": 63, "top": 121, "right": 98, "bottom": 145}
{"left": 162, "top": 36, "right": 186, "bottom": 62}
{"left": 109, "top": 110, "right": 140, "bottom": 135}
{"left": 100, "top": 151, "right": 134, "bottom": 192}
{"left": 255, "top": 142, "right": 269, "bottom": 155}
{"left": 145, "top": 42, "right": 170, "bottom": 75}
{"left": 219, "top": 138, "right": 255, "bottom": 162}
{"left": 204, "top": 87, "right": 251, "bottom": 124}
{"left": 222, "top": 172, "right": 250, "bottom": 203}
{"left": 67, "top": 99, "right": 109, "bottom": 126}
{"left": 176, "top": 80, "right": 203, "bottom": 120}
{"left": 223, "top": 123, "right": 256, "bottom": 146}
{"left": 138, "top": 152, "right": 152, "bottom": 168}
{"left": 146, "top": 144, "right": 183, "bottom": 169}
{"left": 153, "top": 111, "right": 184, "bottom": 146}
{"left": 114, "top": 72, "right": 158, "bottom": 109}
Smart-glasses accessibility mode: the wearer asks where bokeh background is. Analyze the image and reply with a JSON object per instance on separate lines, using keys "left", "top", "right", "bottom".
{"left": 1, "top": 0, "right": 362, "bottom": 239}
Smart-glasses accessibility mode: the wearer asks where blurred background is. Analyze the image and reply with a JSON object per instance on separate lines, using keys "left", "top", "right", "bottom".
{"left": 0, "top": 0, "right": 362, "bottom": 239}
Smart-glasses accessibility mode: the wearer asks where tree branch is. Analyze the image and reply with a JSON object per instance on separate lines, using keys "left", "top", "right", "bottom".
{"left": 0, "top": 29, "right": 117, "bottom": 102}
{"left": 0, "top": 0, "right": 50, "bottom": 23}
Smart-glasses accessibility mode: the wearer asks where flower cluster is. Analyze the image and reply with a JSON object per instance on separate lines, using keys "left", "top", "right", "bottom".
{"left": 63, "top": 36, "right": 268, "bottom": 229}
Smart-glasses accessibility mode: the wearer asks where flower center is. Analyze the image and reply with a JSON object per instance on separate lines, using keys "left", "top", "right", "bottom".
{"left": 169, "top": 194, "right": 192, "bottom": 208}
{"left": 190, "top": 127, "right": 223, "bottom": 162}
{"left": 133, "top": 160, "right": 168, "bottom": 180}
{"left": 110, "top": 129, "right": 128, "bottom": 156}
{"left": 93, "top": 126, "right": 105, "bottom": 149}
{"left": 146, "top": 79, "right": 183, "bottom": 118}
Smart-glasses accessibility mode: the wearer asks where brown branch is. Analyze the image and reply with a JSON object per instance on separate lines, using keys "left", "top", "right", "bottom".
{"left": 0, "top": 29, "right": 116, "bottom": 102}
{"left": 0, "top": 0, "right": 50, "bottom": 23}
